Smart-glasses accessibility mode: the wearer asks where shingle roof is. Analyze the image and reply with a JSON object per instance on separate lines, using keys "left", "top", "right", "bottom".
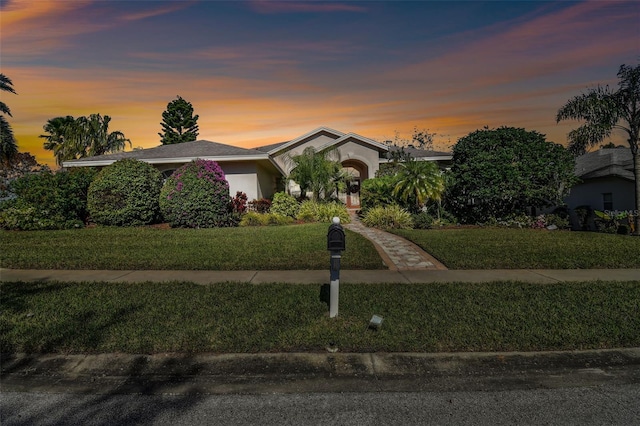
{"left": 64, "top": 140, "right": 268, "bottom": 164}
{"left": 575, "top": 148, "right": 634, "bottom": 181}
{"left": 254, "top": 141, "right": 290, "bottom": 153}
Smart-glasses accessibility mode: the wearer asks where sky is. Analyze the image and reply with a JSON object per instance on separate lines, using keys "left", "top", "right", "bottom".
{"left": 1, "top": 0, "right": 639, "bottom": 168}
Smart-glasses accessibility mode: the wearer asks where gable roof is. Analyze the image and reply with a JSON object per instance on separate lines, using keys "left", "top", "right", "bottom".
{"left": 575, "top": 147, "right": 634, "bottom": 181}
{"left": 63, "top": 140, "right": 270, "bottom": 167}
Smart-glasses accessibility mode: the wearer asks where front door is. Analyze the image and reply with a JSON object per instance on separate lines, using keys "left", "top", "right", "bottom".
{"left": 346, "top": 178, "right": 361, "bottom": 208}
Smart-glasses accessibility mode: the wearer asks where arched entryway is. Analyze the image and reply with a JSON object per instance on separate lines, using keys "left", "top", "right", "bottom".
{"left": 340, "top": 160, "right": 369, "bottom": 209}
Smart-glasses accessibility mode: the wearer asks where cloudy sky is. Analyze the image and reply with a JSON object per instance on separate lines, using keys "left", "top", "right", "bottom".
{"left": 1, "top": 0, "right": 638, "bottom": 167}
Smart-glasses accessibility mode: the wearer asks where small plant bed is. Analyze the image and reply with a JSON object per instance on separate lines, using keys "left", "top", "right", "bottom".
{"left": 2, "top": 280, "right": 638, "bottom": 353}
{"left": 0, "top": 224, "right": 383, "bottom": 270}
{"left": 393, "top": 228, "right": 640, "bottom": 269}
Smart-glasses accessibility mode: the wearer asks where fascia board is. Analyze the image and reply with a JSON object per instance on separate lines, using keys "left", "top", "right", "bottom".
{"left": 63, "top": 154, "right": 270, "bottom": 168}
{"left": 266, "top": 126, "right": 346, "bottom": 154}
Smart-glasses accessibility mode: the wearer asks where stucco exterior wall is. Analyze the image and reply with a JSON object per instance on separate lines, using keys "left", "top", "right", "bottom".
{"left": 271, "top": 134, "right": 340, "bottom": 174}
{"left": 336, "top": 140, "right": 381, "bottom": 179}
{"left": 564, "top": 177, "right": 635, "bottom": 211}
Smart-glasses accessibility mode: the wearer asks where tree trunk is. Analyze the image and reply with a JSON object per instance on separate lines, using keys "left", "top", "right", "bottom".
{"left": 634, "top": 152, "right": 640, "bottom": 235}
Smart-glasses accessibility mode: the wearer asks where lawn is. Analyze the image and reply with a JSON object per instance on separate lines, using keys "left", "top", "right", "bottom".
{"left": 0, "top": 224, "right": 384, "bottom": 270}
{"left": 2, "top": 280, "right": 639, "bottom": 353}
{"left": 393, "top": 228, "right": 640, "bottom": 269}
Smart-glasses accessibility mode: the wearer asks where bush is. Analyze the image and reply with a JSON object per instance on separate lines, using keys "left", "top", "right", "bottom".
{"left": 88, "top": 159, "right": 162, "bottom": 226}
{"left": 231, "top": 191, "right": 248, "bottom": 214}
{"left": 362, "top": 205, "right": 413, "bottom": 230}
{"left": 239, "top": 212, "right": 294, "bottom": 226}
{"left": 412, "top": 212, "right": 435, "bottom": 229}
{"left": 0, "top": 168, "right": 97, "bottom": 230}
{"left": 249, "top": 198, "right": 272, "bottom": 213}
{"left": 270, "top": 192, "right": 299, "bottom": 218}
{"left": 360, "top": 176, "right": 397, "bottom": 213}
{"left": 296, "top": 200, "right": 350, "bottom": 223}
{"left": 160, "top": 159, "right": 233, "bottom": 228}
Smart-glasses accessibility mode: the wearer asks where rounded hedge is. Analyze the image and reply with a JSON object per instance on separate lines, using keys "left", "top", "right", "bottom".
{"left": 159, "top": 159, "right": 232, "bottom": 228}
{"left": 87, "top": 159, "right": 162, "bottom": 226}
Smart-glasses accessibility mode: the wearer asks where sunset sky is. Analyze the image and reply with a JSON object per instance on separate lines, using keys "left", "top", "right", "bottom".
{"left": 1, "top": 0, "right": 639, "bottom": 167}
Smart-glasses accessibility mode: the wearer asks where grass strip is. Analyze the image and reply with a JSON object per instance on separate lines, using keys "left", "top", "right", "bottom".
{"left": 0, "top": 224, "right": 384, "bottom": 270}
{"left": 2, "top": 280, "right": 639, "bottom": 354}
{"left": 393, "top": 228, "right": 640, "bottom": 269}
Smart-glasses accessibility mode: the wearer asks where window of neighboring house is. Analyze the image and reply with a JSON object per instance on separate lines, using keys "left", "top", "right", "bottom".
{"left": 603, "top": 193, "right": 613, "bottom": 211}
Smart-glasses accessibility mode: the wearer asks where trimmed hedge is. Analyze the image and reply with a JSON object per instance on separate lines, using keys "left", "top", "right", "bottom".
{"left": 160, "top": 159, "right": 233, "bottom": 228}
{"left": 88, "top": 159, "right": 162, "bottom": 226}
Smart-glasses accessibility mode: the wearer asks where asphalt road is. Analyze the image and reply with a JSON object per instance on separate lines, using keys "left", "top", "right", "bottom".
{"left": 3, "top": 385, "right": 640, "bottom": 426}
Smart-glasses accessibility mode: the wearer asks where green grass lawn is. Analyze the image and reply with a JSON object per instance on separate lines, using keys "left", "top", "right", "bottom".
{"left": 0, "top": 224, "right": 384, "bottom": 270}
{"left": 393, "top": 228, "right": 640, "bottom": 269}
{"left": 2, "top": 280, "right": 638, "bottom": 354}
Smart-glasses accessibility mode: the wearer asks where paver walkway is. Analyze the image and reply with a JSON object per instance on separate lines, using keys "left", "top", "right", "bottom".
{"left": 344, "top": 212, "right": 447, "bottom": 270}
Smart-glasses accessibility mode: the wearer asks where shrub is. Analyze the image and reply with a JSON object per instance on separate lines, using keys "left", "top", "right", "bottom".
{"left": 231, "top": 191, "right": 248, "bottom": 214}
{"left": 270, "top": 192, "right": 300, "bottom": 218}
{"left": 412, "top": 212, "right": 435, "bottom": 229}
{"left": 0, "top": 168, "right": 97, "bottom": 230}
{"left": 239, "top": 212, "right": 293, "bottom": 226}
{"left": 249, "top": 198, "right": 272, "bottom": 213}
{"left": 160, "top": 159, "right": 232, "bottom": 228}
{"left": 296, "top": 200, "right": 350, "bottom": 223}
{"left": 88, "top": 159, "right": 162, "bottom": 226}
{"left": 360, "top": 176, "right": 397, "bottom": 213}
{"left": 362, "top": 205, "right": 413, "bottom": 230}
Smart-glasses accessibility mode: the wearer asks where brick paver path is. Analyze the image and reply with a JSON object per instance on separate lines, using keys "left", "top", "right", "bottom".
{"left": 344, "top": 212, "right": 447, "bottom": 270}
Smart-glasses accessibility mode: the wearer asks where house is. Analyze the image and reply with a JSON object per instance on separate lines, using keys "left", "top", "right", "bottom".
{"left": 63, "top": 126, "right": 452, "bottom": 208}
{"left": 564, "top": 147, "right": 635, "bottom": 212}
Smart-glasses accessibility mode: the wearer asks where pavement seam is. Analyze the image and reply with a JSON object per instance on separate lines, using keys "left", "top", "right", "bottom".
{"left": 248, "top": 271, "right": 258, "bottom": 284}
{"left": 528, "top": 270, "right": 561, "bottom": 282}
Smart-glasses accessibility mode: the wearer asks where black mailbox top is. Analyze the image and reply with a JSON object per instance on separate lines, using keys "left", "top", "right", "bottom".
{"left": 327, "top": 223, "right": 346, "bottom": 251}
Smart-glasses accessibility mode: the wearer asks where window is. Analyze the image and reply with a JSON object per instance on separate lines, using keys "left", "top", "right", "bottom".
{"left": 603, "top": 193, "right": 613, "bottom": 210}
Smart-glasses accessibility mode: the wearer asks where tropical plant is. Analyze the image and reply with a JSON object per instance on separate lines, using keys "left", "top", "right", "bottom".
{"left": 392, "top": 160, "right": 445, "bottom": 212}
{"left": 556, "top": 63, "right": 640, "bottom": 233}
{"left": 287, "top": 147, "right": 344, "bottom": 201}
{"left": 296, "top": 200, "right": 350, "bottom": 223}
{"left": 87, "top": 159, "right": 162, "bottom": 226}
{"left": 159, "top": 96, "right": 200, "bottom": 145}
{"left": 0, "top": 74, "right": 18, "bottom": 165}
{"left": 362, "top": 205, "right": 414, "bottom": 230}
{"left": 270, "top": 191, "right": 300, "bottom": 218}
{"left": 446, "top": 127, "right": 577, "bottom": 223}
{"left": 239, "top": 211, "right": 293, "bottom": 226}
{"left": 360, "top": 176, "right": 397, "bottom": 213}
{"left": 159, "top": 159, "right": 232, "bottom": 228}
{"left": 40, "top": 114, "right": 131, "bottom": 166}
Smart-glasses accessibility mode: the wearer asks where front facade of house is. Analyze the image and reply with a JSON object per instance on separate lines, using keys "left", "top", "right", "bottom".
{"left": 564, "top": 148, "right": 635, "bottom": 212}
{"left": 63, "top": 126, "right": 452, "bottom": 208}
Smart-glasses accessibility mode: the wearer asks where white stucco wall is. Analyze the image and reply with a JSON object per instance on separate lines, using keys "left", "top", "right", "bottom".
{"left": 272, "top": 133, "right": 340, "bottom": 173}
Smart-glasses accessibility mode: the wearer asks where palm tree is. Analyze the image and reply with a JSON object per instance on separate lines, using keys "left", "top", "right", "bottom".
{"left": 41, "top": 114, "right": 130, "bottom": 166}
{"left": 556, "top": 63, "right": 640, "bottom": 233}
{"left": 287, "top": 147, "right": 342, "bottom": 201}
{"left": 0, "top": 74, "right": 18, "bottom": 165}
{"left": 40, "top": 116, "right": 77, "bottom": 166}
{"left": 392, "top": 160, "right": 445, "bottom": 212}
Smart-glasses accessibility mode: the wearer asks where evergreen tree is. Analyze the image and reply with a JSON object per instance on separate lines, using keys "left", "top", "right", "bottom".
{"left": 159, "top": 96, "right": 200, "bottom": 145}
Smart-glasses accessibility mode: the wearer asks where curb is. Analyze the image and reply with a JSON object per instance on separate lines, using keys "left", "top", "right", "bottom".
{"left": 2, "top": 348, "right": 640, "bottom": 395}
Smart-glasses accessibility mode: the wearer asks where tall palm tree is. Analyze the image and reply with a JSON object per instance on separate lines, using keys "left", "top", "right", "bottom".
{"left": 557, "top": 63, "right": 640, "bottom": 233}
{"left": 0, "top": 74, "right": 18, "bottom": 165}
{"left": 40, "top": 116, "right": 77, "bottom": 166}
{"left": 41, "top": 114, "right": 130, "bottom": 166}
{"left": 393, "top": 160, "right": 445, "bottom": 212}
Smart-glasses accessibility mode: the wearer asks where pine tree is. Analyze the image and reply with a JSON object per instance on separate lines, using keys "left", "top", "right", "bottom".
{"left": 159, "top": 96, "right": 200, "bottom": 145}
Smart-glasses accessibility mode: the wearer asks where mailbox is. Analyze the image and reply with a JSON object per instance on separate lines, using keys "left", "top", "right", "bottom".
{"left": 327, "top": 220, "right": 346, "bottom": 252}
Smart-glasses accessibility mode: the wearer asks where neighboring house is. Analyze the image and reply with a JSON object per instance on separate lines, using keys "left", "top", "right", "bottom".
{"left": 63, "top": 126, "right": 452, "bottom": 208}
{"left": 564, "top": 147, "right": 635, "bottom": 212}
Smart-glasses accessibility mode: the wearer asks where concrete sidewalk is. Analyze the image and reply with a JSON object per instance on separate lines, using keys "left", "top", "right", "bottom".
{"left": 1, "top": 268, "right": 639, "bottom": 284}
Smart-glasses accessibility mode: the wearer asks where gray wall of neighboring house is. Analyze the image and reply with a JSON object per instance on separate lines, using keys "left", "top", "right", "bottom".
{"left": 564, "top": 177, "right": 635, "bottom": 212}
